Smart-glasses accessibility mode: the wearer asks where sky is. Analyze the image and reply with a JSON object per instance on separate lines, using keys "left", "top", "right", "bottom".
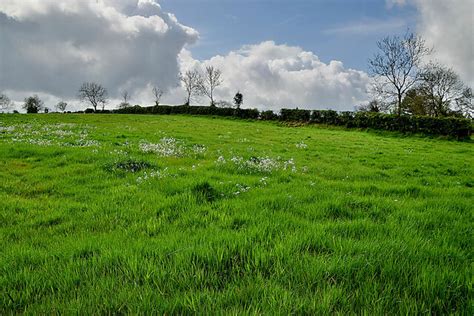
{"left": 0, "top": 0, "right": 472, "bottom": 112}
{"left": 159, "top": 0, "right": 417, "bottom": 70}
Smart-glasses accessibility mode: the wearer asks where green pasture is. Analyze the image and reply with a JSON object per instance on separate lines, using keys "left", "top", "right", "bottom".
{"left": 0, "top": 114, "right": 472, "bottom": 314}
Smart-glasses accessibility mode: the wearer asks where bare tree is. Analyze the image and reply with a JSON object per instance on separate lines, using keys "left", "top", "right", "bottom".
{"left": 369, "top": 32, "right": 431, "bottom": 116}
{"left": 119, "top": 90, "right": 131, "bottom": 109}
{"left": 56, "top": 101, "right": 68, "bottom": 113}
{"left": 180, "top": 70, "right": 203, "bottom": 106}
{"left": 200, "top": 66, "right": 223, "bottom": 106}
{"left": 152, "top": 86, "right": 164, "bottom": 106}
{"left": 455, "top": 87, "right": 473, "bottom": 119}
{"left": 121, "top": 90, "right": 130, "bottom": 104}
{"left": 0, "top": 93, "right": 13, "bottom": 112}
{"left": 418, "top": 62, "right": 468, "bottom": 117}
{"left": 78, "top": 82, "right": 108, "bottom": 111}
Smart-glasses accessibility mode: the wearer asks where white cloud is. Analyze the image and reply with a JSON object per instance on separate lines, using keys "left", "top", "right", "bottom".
{"left": 387, "top": 0, "right": 473, "bottom": 87}
{"left": 0, "top": 0, "right": 198, "bottom": 107}
{"left": 414, "top": 0, "right": 473, "bottom": 87}
{"left": 181, "top": 41, "right": 371, "bottom": 111}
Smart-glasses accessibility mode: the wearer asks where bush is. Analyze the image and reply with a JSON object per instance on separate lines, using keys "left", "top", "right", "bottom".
{"left": 23, "top": 95, "right": 44, "bottom": 113}
{"left": 338, "top": 111, "right": 355, "bottom": 126}
{"left": 311, "top": 110, "right": 339, "bottom": 125}
{"left": 116, "top": 105, "right": 147, "bottom": 114}
{"left": 96, "top": 110, "right": 111, "bottom": 114}
{"left": 350, "top": 112, "right": 472, "bottom": 139}
{"left": 280, "top": 109, "right": 311, "bottom": 121}
{"left": 260, "top": 110, "right": 278, "bottom": 120}
{"left": 235, "top": 109, "right": 260, "bottom": 120}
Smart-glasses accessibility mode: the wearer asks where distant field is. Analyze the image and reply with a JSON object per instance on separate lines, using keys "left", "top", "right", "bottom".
{"left": 1, "top": 114, "right": 472, "bottom": 314}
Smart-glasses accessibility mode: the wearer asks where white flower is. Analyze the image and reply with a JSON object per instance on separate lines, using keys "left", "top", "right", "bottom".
{"left": 216, "top": 156, "right": 226, "bottom": 164}
{"left": 139, "top": 137, "right": 184, "bottom": 157}
{"left": 296, "top": 141, "right": 308, "bottom": 149}
{"left": 192, "top": 144, "right": 207, "bottom": 155}
{"left": 217, "top": 155, "right": 297, "bottom": 174}
{"left": 136, "top": 168, "right": 170, "bottom": 184}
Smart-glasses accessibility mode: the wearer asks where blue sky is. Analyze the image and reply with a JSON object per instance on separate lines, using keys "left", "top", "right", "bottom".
{"left": 160, "top": 0, "right": 417, "bottom": 71}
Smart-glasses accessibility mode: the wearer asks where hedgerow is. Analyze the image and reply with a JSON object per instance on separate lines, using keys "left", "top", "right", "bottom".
{"left": 89, "top": 105, "right": 472, "bottom": 139}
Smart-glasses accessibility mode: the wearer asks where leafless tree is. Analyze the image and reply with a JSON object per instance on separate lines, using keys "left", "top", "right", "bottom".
{"left": 418, "top": 62, "right": 469, "bottom": 117}
{"left": 200, "top": 66, "right": 223, "bottom": 106}
{"left": 0, "top": 93, "right": 13, "bottom": 112}
{"left": 369, "top": 32, "right": 431, "bottom": 116}
{"left": 152, "top": 86, "right": 164, "bottom": 106}
{"left": 121, "top": 90, "right": 130, "bottom": 104}
{"left": 78, "top": 82, "right": 108, "bottom": 111}
{"left": 118, "top": 90, "right": 131, "bottom": 109}
{"left": 455, "top": 87, "right": 473, "bottom": 119}
{"left": 56, "top": 101, "right": 68, "bottom": 113}
{"left": 180, "top": 70, "right": 203, "bottom": 106}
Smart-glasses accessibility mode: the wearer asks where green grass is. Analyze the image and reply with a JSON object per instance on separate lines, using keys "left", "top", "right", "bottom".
{"left": 1, "top": 114, "right": 472, "bottom": 314}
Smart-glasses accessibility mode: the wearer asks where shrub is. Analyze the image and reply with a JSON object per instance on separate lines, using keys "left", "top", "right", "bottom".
{"left": 311, "top": 110, "right": 339, "bottom": 125}
{"left": 260, "top": 110, "right": 278, "bottom": 120}
{"left": 338, "top": 111, "right": 355, "bottom": 126}
{"left": 235, "top": 108, "right": 260, "bottom": 120}
{"left": 23, "top": 95, "right": 44, "bottom": 113}
{"left": 280, "top": 108, "right": 311, "bottom": 121}
{"left": 350, "top": 112, "right": 472, "bottom": 139}
{"left": 116, "top": 105, "right": 146, "bottom": 114}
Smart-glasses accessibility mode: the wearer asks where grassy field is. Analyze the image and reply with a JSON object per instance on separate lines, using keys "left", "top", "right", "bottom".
{"left": 0, "top": 114, "right": 472, "bottom": 314}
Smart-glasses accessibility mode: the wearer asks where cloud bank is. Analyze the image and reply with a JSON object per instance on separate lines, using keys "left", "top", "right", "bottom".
{"left": 180, "top": 42, "right": 371, "bottom": 111}
{"left": 0, "top": 0, "right": 198, "bottom": 103}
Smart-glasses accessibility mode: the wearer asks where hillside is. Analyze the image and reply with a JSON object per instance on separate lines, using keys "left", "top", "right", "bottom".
{"left": 1, "top": 114, "right": 472, "bottom": 314}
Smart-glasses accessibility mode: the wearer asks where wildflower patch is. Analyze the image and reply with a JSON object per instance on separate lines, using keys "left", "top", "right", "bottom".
{"left": 136, "top": 168, "right": 171, "bottom": 183}
{"left": 139, "top": 137, "right": 206, "bottom": 158}
{"left": 1, "top": 123, "right": 100, "bottom": 147}
{"left": 215, "top": 155, "right": 297, "bottom": 174}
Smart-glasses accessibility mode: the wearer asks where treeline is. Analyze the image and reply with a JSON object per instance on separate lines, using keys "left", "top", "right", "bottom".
{"left": 83, "top": 104, "right": 472, "bottom": 139}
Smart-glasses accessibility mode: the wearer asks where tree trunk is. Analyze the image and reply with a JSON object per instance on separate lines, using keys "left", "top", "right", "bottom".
{"left": 397, "top": 93, "right": 402, "bottom": 116}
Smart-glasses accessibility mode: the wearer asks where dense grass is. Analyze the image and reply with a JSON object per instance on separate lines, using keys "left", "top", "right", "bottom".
{"left": 1, "top": 114, "right": 472, "bottom": 314}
